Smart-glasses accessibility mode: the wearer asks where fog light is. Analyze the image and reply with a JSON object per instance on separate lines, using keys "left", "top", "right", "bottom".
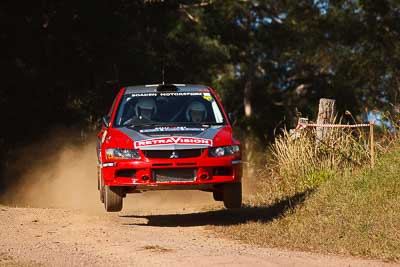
{"left": 142, "top": 175, "right": 150, "bottom": 181}
{"left": 200, "top": 174, "right": 209, "bottom": 179}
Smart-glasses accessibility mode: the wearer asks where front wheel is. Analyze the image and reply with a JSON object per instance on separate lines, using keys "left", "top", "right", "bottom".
{"left": 98, "top": 176, "right": 104, "bottom": 203}
{"left": 222, "top": 183, "right": 242, "bottom": 209}
{"left": 213, "top": 191, "right": 223, "bottom": 201}
{"left": 100, "top": 186, "right": 104, "bottom": 203}
{"left": 104, "top": 186, "right": 123, "bottom": 212}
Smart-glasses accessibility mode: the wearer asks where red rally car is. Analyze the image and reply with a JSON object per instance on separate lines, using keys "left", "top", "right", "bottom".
{"left": 97, "top": 84, "right": 242, "bottom": 212}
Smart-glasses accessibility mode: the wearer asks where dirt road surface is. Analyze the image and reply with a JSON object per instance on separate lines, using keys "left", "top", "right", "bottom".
{"left": 0, "top": 140, "right": 397, "bottom": 266}
{"left": 0, "top": 192, "right": 397, "bottom": 267}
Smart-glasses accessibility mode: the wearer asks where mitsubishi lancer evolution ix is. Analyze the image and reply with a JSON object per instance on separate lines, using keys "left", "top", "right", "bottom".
{"left": 97, "top": 84, "right": 242, "bottom": 212}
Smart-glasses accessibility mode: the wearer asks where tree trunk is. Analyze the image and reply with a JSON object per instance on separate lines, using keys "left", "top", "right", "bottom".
{"left": 244, "top": 79, "right": 253, "bottom": 118}
{"left": 316, "top": 98, "right": 336, "bottom": 142}
{"left": 243, "top": 76, "right": 254, "bottom": 189}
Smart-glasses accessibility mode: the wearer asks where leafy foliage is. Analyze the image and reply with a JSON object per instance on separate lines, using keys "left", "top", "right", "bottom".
{"left": 1, "top": 0, "right": 400, "bottom": 177}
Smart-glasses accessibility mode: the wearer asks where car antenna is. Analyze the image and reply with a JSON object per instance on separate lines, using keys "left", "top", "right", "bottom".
{"left": 113, "top": 63, "right": 120, "bottom": 89}
{"left": 162, "top": 61, "right": 165, "bottom": 85}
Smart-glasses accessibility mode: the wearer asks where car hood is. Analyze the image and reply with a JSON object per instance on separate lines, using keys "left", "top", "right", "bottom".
{"left": 107, "top": 125, "right": 233, "bottom": 150}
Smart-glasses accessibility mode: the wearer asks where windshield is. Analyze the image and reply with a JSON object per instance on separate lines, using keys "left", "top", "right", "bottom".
{"left": 113, "top": 91, "right": 226, "bottom": 127}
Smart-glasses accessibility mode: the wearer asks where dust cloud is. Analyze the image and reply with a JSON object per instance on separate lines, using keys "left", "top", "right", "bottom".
{"left": 0, "top": 129, "right": 217, "bottom": 213}
{"left": 0, "top": 130, "right": 101, "bottom": 211}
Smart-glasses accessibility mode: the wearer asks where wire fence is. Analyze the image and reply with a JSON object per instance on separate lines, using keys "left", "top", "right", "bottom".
{"left": 293, "top": 121, "right": 375, "bottom": 167}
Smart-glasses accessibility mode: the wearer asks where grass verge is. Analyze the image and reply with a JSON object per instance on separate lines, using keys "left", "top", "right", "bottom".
{"left": 212, "top": 144, "right": 400, "bottom": 262}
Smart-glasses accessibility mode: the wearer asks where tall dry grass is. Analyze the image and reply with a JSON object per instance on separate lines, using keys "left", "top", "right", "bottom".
{"left": 269, "top": 125, "right": 371, "bottom": 196}
{"left": 245, "top": 115, "right": 400, "bottom": 206}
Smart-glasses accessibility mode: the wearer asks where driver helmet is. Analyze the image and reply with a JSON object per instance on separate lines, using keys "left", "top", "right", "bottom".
{"left": 135, "top": 97, "right": 157, "bottom": 119}
{"left": 186, "top": 101, "right": 207, "bottom": 122}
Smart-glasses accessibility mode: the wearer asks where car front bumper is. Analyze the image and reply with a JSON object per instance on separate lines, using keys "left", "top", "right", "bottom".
{"left": 100, "top": 156, "right": 242, "bottom": 190}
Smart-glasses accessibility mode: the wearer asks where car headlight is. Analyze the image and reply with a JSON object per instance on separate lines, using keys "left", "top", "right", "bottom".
{"left": 105, "top": 148, "right": 140, "bottom": 160}
{"left": 208, "top": 145, "right": 240, "bottom": 157}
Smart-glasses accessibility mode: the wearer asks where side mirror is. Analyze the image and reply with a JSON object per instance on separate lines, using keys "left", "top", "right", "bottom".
{"left": 228, "top": 112, "right": 235, "bottom": 125}
{"left": 102, "top": 115, "right": 111, "bottom": 128}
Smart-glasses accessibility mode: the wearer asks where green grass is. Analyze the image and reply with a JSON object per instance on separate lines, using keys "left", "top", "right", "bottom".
{"left": 214, "top": 145, "right": 400, "bottom": 261}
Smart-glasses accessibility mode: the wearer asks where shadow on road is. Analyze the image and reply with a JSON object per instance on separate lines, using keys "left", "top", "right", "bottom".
{"left": 120, "top": 189, "right": 312, "bottom": 227}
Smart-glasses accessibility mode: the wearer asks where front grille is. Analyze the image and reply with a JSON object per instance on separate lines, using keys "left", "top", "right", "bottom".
{"left": 213, "top": 167, "right": 232, "bottom": 176}
{"left": 152, "top": 163, "right": 173, "bottom": 167}
{"left": 144, "top": 149, "right": 203, "bottom": 159}
{"left": 176, "top": 162, "right": 196, "bottom": 166}
{"left": 153, "top": 168, "right": 196, "bottom": 182}
{"left": 116, "top": 169, "right": 136, "bottom": 178}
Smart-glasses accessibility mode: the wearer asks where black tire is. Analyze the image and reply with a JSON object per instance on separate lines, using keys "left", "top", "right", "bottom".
{"left": 104, "top": 186, "right": 123, "bottom": 212}
{"left": 213, "top": 191, "right": 223, "bottom": 201}
{"left": 222, "top": 183, "right": 242, "bottom": 209}
{"left": 98, "top": 176, "right": 104, "bottom": 203}
{"left": 100, "top": 186, "right": 105, "bottom": 203}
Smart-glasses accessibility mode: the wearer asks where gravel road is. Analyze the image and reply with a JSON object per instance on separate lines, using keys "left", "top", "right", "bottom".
{"left": 0, "top": 192, "right": 397, "bottom": 267}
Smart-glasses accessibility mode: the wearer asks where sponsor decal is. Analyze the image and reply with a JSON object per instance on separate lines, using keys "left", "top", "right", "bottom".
{"left": 202, "top": 92, "right": 213, "bottom": 101}
{"left": 130, "top": 92, "right": 203, "bottom": 97}
{"left": 101, "top": 130, "right": 108, "bottom": 144}
{"left": 130, "top": 93, "right": 157, "bottom": 97}
{"left": 134, "top": 137, "right": 213, "bottom": 148}
{"left": 159, "top": 92, "right": 202, "bottom": 97}
{"left": 139, "top": 126, "right": 206, "bottom": 133}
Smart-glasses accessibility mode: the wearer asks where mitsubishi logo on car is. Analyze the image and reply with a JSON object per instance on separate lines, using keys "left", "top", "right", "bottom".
{"left": 170, "top": 151, "right": 179, "bottom": 159}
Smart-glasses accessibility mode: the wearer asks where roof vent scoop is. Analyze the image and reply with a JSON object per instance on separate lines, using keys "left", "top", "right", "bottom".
{"left": 156, "top": 84, "right": 179, "bottom": 92}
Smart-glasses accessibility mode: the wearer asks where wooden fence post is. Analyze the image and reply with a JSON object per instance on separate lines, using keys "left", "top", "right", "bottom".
{"left": 370, "top": 121, "right": 375, "bottom": 167}
{"left": 316, "top": 98, "right": 336, "bottom": 142}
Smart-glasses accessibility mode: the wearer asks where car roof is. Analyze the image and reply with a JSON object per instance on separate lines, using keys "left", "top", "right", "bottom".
{"left": 123, "top": 84, "right": 211, "bottom": 95}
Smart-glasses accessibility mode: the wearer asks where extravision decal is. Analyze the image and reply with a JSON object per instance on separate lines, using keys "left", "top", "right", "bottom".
{"left": 134, "top": 137, "right": 212, "bottom": 148}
